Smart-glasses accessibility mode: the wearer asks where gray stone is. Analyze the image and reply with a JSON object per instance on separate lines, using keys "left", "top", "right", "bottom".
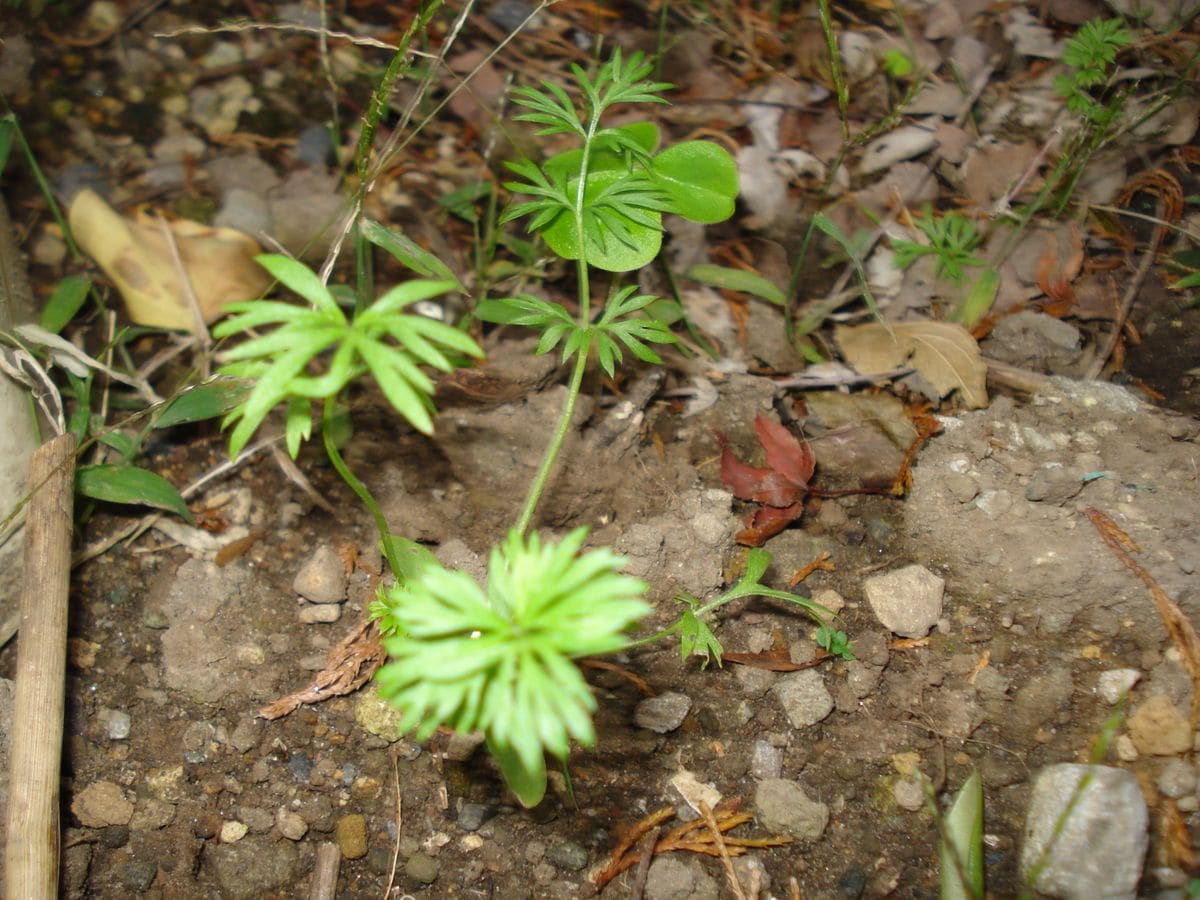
{"left": 634, "top": 691, "right": 692, "bottom": 733}
{"left": 1096, "top": 668, "right": 1141, "bottom": 704}
{"left": 293, "top": 544, "right": 347, "bottom": 603}
{"left": 456, "top": 801, "right": 492, "bottom": 832}
{"left": 1156, "top": 759, "right": 1197, "bottom": 799}
{"left": 1020, "top": 764, "right": 1147, "bottom": 899}
{"left": 275, "top": 808, "right": 308, "bottom": 840}
{"left": 863, "top": 564, "right": 944, "bottom": 637}
{"left": 750, "top": 740, "right": 783, "bottom": 780}
{"left": 298, "top": 602, "right": 341, "bottom": 624}
{"left": 753, "top": 778, "right": 829, "bottom": 840}
{"left": 205, "top": 835, "right": 299, "bottom": 900}
{"left": 405, "top": 851, "right": 440, "bottom": 884}
{"left": 772, "top": 669, "right": 834, "bottom": 728}
{"left": 644, "top": 855, "right": 720, "bottom": 900}
{"left": 99, "top": 708, "right": 131, "bottom": 740}
{"left": 546, "top": 840, "right": 588, "bottom": 871}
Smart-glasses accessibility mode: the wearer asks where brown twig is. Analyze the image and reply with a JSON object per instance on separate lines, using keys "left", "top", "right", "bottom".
{"left": 1083, "top": 227, "right": 1159, "bottom": 379}
{"left": 629, "top": 826, "right": 662, "bottom": 900}
{"left": 1086, "top": 506, "right": 1200, "bottom": 724}
{"left": 700, "top": 801, "right": 747, "bottom": 900}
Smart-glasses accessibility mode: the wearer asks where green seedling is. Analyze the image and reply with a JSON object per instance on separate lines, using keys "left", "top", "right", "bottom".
{"left": 628, "top": 547, "right": 853, "bottom": 666}
{"left": 215, "top": 46, "right": 838, "bottom": 808}
{"left": 891, "top": 207, "right": 987, "bottom": 288}
{"left": 1053, "top": 18, "right": 1133, "bottom": 126}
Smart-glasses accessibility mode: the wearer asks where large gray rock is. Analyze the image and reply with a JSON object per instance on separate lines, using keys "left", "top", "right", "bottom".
{"left": 1020, "top": 764, "right": 1147, "bottom": 898}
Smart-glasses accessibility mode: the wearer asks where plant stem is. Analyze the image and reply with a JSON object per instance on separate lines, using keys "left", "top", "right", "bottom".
{"left": 513, "top": 95, "right": 602, "bottom": 536}
{"left": 514, "top": 342, "right": 590, "bottom": 536}
{"left": 321, "top": 402, "right": 403, "bottom": 578}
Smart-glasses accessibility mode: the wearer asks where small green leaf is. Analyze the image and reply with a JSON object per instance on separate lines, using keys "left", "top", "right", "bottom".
{"left": 488, "top": 734, "right": 547, "bottom": 808}
{"left": 678, "top": 605, "right": 723, "bottom": 668}
{"left": 649, "top": 141, "right": 738, "bottom": 224}
{"left": 41, "top": 275, "right": 92, "bottom": 334}
{"left": 0, "top": 115, "right": 14, "bottom": 175}
{"left": 361, "top": 220, "right": 462, "bottom": 287}
{"left": 76, "top": 464, "right": 194, "bottom": 524}
{"left": 952, "top": 268, "right": 1000, "bottom": 330}
{"left": 255, "top": 254, "right": 340, "bottom": 314}
{"left": 155, "top": 381, "right": 245, "bottom": 429}
{"left": 684, "top": 263, "right": 786, "bottom": 305}
{"left": 940, "top": 770, "right": 984, "bottom": 900}
{"left": 97, "top": 429, "right": 138, "bottom": 460}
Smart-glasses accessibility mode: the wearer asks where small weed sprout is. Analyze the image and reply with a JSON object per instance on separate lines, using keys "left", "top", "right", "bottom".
{"left": 891, "top": 207, "right": 988, "bottom": 288}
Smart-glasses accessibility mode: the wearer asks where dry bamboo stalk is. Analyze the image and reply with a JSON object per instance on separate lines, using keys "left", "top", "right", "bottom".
{"left": 4, "top": 433, "right": 76, "bottom": 900}
{"left": 308, "top": 841, "right": 341, "bottom": 900}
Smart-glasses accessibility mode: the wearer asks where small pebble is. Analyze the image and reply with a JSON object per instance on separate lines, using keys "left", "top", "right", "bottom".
{"left": 456, "top": 801, "right": 492, "bottom": 832}
{"left": 293, "top": 544, "right": 348, "bottom": 603}
{"left": 1096, "top": 668, "right": 1141, "bottom": 704}
{"left": 892, "top": 777, "right": 925, "bottom": 811}
{"left": 750, "top": 740, "right": 783, "bottom": 780}
{"left": 117, "top": 859, "right": 158, "bottom": 893}
{"left": 298, "top": 603, "right": 341, "bottom": 624}
{"left": 546, "top": 840, "right": 588, "bottom": 871}
{"left": 634, "top": 691, "right": 692, "bottom": 733}
{"left": 220, "top": 820, "right": 248, "bottom": 843}
{"left": 100, "top": 709, "right": 132, "bottom": 740}
{"left": 1156, "top": 759, "right": 1198, "bottom": 799}
{"left": 276, "top": 808, "right": 308, "bottom": 841}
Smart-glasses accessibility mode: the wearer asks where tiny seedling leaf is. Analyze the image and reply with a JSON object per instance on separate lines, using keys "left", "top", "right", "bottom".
{"left": 940, "top": 770, "right": 984, "bottom": 900}
{"left": 76, "top": 464, "right": 194, "bottom": 524}
{"left": 678, "top": 605, "right": 723, "bottom": 667}
{"left": 684, "top": 263, "right": 786, "bottom": 305}
{"left": 41, "top": 275, "right": 92, "bottom": 334}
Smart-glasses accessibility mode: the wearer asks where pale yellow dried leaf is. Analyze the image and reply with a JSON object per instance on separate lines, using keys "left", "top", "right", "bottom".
{"left": 835, "top": 320, "right": 988, "bottom": 408}
{"left": 69, "top": 188, "right": 271, "bottom": 332}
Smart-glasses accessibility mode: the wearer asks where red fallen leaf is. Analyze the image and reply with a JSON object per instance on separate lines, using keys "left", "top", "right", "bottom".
{"left": 754, "top": 412, "right": 814, "bottom": 488}
{"left": 718, "top": 431, "right": 805, "bottom": 507}
{"left": 717, "top": 413, "right": 816, "bottom": 546}
{"left": 736, "top": 502, "right": 802, "bottom": 546}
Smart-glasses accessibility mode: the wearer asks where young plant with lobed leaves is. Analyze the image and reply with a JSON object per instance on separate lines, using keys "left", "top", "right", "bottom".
{"left": 370, "top": 49, "right": 846, "bottom": 806}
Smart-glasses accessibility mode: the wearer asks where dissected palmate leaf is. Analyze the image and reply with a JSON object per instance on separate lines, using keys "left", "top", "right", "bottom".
{"left": 834, "top": 320, "right": 988, "bottom": 409}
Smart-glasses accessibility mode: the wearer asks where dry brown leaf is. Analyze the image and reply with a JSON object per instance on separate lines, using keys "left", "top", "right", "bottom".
{"left": 835, "top": 321, "right": 988, "bottom": 408}
{"left": 70, "top": 188, "right": 271, "bottom": 332}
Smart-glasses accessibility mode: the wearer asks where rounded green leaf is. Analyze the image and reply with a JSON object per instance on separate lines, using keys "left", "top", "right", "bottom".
{"left": 540, "top": 170, "right": 662, "bottom": 272}
{"left": 650, "top": 140, "right": 738, "bottom": 224}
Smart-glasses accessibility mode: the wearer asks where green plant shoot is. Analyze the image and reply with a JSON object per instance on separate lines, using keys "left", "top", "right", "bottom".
{"left": 372, "top": 528, "right": 649, "bottom": 807}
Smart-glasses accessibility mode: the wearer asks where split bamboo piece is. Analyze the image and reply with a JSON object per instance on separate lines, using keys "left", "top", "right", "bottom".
{"left": 4, "top": 433, "right": 76, "bottom": 900}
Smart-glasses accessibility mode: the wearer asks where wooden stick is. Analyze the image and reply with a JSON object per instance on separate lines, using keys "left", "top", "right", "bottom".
{"left": 308, "top": 841, "right": 341, "bottom": 900}
{"left": 4, "top": 433, "right": 76, "bottom": 900}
